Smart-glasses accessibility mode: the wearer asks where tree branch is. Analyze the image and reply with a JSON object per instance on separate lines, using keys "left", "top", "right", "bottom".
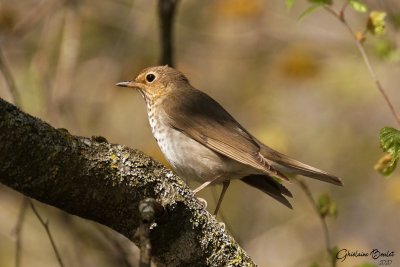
{"left": 0, "top": 98, "right": 255, "bottom": 266}
{"left": 158, "top": 0, "right": 179, "bottom": 67}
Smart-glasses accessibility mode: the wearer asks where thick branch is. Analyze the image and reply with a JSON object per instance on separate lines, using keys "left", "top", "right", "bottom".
{"left": 0, "top": 98, "right": 255, "bottom": 266}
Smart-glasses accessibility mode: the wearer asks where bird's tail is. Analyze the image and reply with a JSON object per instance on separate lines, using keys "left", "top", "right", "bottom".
{"left": 259, "top": 145, "right": 343, "bottom": 186}
{"left": 241, "top": 175, "right": 293, "bottom": 209}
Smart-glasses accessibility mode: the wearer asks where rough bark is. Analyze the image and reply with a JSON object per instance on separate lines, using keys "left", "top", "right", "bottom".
{"left": 0, "top": 98, "right": 256, "bottom": 267}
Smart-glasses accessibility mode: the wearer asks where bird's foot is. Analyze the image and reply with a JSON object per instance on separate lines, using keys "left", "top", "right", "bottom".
{"left": 196, "top": 197, "right": 208, "bottom": 209}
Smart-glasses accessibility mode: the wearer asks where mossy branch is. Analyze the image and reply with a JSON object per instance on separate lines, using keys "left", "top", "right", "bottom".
{"left": 0, "top": 98, "right": 255, "bottom": 267}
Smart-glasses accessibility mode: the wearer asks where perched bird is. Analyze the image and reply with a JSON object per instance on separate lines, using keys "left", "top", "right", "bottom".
{"left": 117, "top": 66, "right": 343, "bottom": 215}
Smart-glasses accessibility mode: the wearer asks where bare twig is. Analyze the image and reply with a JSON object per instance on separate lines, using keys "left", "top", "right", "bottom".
{"left": 29, "top": 200, "right": 65, "bottom": 267}
{"left": 14, "top": 197, "right": 29, "bottom": 267}
{"left": 324, "top": 6, "right": 400, "bottom": 126}
{"left": 50, "top": 5, "right": 81, "bottom": 120}
{"left": 339, "top": 1, "right": 349, "bottom": 20}
{"left": 0, "top": 45, "right": 21, "bottom": 107}
{"left": 297, "top": 179, "right": 336, "bottom": 267}
{"left": 13, "top": 0, "right": 61, "bottom": 33}
{"left": 157, "top": 0, "right": 179, "bottom": 67}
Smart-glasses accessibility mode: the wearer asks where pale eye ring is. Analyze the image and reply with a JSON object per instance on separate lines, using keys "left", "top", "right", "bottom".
{"left": 146, "top": 73, "right": 156, "bottom": 83}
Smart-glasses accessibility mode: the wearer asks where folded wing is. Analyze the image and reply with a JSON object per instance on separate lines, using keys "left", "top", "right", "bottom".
{"left": 163, "top": 88, "right": 288, "bottom": 182}
{"left": 163, "top": 87, "right": 342, "bottom": 186}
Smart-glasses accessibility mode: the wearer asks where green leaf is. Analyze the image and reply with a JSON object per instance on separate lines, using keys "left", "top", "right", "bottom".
{"left": 374, "top": 39, "right": 400, "bottom": 62}
{"left": 330, "top": 245, "right": 339, "bottom": 266}
{"left": 317, "top": 194, "right": 329, "bottom": 217}
{"left": 378, "top": 127, "right": 400, "bottom": 175}
{"left": 299, "top": 0, "right": 332, "bottom": 21}
{"left": 328, "top": 201, "right": 337, "bottom": 217}
{"left": 349, "top": 0, "right": 368, "bottom": 13}
{"left": 286, "top": 0, "right": 295, "bottom": 10}
{"left": 298, "top": 4, "right": 322, "bottom": 21}
{"left": 367, "top": 11, "right": 387, "bottom": 35}
{"left": 308, "top": 262, "right": 319, "bottom": 267}
{"left": 308, "top": 0, "right": 332, "bottom": 4}
{"left": 317, "top": 194, "right": 338, "bottom": 218}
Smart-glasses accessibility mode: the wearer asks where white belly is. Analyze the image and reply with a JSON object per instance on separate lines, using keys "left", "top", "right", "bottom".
{"left": 147, "top": 108, "right": 256, "bottom": 183}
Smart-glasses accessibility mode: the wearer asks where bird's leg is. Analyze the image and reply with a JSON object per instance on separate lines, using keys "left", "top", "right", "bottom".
{"left": 213, "top": 180, "right": 230, "bottom": 216}
{"left": 193, "top": 181, "right": 212, "bottom": 194}
{"left": 192, "top": 181, "right": 212, "bottom": 210}
{"left": 193, "top": 175, "right": 222, "bottom": 194}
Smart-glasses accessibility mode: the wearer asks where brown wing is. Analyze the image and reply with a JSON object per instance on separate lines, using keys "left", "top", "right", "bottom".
{"left": 162, "top": 87, "right": 288, "bottom": 181}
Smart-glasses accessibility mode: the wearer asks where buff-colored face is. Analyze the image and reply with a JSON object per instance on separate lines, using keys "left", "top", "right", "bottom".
{"left": 116, "top": 66, "right": 189, "bottom": 102}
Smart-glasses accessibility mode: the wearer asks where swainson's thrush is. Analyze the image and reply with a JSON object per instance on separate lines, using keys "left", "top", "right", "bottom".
{"left": 117, "top": 66, "right": 342, "bottom": 215}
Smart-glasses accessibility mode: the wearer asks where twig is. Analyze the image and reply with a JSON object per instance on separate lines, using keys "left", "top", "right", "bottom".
{"left": 134, "top": 198, "right": 164, "bottom": 267}
{"left": 297, "top": 179, "right": 336, "bottom": 267}
{"left": 49, "top": 5, "right": 81, "bottom": 120}
{"left": 29, "top": 200, "right": 65, "bottom": 267}
{"left": 0, "top": 45, "right": 21, "bottom": 107}
{"left": 13, "top": 0, "right": 60, "bottom": 33}
{"left": 157, "top": 0, "right": 179, "bottom": 67}
{"left": 14, "top": 197, "right": 29, "bottom": 267}
{"left": 324, "top": 5, "right": 400, "bottom": 126}
{"left": 339, "top": 1, "right": 349, "bottom": 19}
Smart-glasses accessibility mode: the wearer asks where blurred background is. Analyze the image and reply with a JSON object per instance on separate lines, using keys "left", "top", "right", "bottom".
{"left": 0, "top": 0, "right": 399, "bottom": 266}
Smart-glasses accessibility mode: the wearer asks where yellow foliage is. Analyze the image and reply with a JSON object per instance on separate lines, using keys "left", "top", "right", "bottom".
{"left": 367, "top": 11, "right": 386, "bottom": 35}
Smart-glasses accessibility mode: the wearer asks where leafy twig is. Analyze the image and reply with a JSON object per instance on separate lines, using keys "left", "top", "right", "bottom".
{"left": 297, "top": 179, "right": 336, "bottom": 267}
{"left": 29, "top": 200, "right": 65, "bottom": 267}
{"left": 324, "top": 5, "right": 400, "bottom": 126}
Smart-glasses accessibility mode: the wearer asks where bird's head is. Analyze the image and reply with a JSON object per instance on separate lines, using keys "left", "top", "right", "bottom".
{"left": 116, "top": 65, "right": 190, "bottom": 103}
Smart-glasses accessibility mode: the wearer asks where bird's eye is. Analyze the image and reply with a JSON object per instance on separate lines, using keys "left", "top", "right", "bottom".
{"left": 146, "top": 73, "right": 156, "bottom": 83}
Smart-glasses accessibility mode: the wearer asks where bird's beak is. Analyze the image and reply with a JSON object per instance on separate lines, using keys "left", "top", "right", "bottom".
{"left": 116, "top": 80, "right": 143, "bottom": 90}
{"left": 116, "top": 80, "right": 140, "bottom": 88}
